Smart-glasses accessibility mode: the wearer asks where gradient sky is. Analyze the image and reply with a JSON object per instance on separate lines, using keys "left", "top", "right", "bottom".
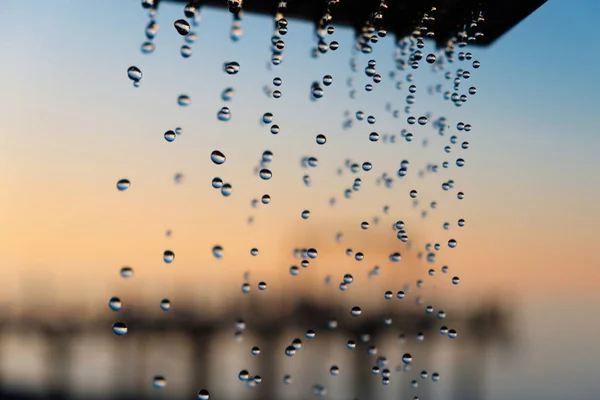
{"left": 0, "top": 1, "right": 599, "bottom": 398}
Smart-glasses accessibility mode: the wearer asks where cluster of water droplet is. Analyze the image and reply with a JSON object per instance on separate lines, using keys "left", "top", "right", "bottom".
{"left": 116, "top": 0, "right": 493, "bottom": 395}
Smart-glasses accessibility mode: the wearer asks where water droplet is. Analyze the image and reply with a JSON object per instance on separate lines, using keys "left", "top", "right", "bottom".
{"left": 178, "top": 94, "right": 191, "bottom": 106}
{"left": 270, "top": 125, "right": 280, "bottom": 134}
{"left": 217, "top": 107, "right": 231, "bottom": 121}
{"left": 241, "top": 283, "right": 251, "bottom": 293}
{"left": 120, "top": 267, "right": 133, "bottom": 278}
{"left": 144, "top": 19, "right": 159, "bottom": 39}
{"left": 164, "top": 130, "right": 176, "bottom": 142}
{"left": 180, "top": 45, "right": 192, "bottom": 58}
{"left": 410, "top": 190, "right": 417, "bottom": 198}
{"left": 238, "top": 370, "right": 250, "bottom": 381}
{"left": 323, "top": 75, "right": 333, "bottom": 86}
{"left": 221, "top": 183, "right": 232, "bottom": 197}
{"left": 251, "top": 346, "right": 261, "bottom": 355}
{"left": 329, "top": 41, "right": 339, "bottom": 50}
{"left": 209, "top": 245, "right": 223, "bottom": 259}
{"left": 418, "top": 116, "right": 428, "bottom": 125}
{"left": 456, "top": 158, "right": 465, "bottom": 167}
{"left": 426, "top": 53, "right": 436, "bottom": 63}
{"left": 112, "top": 322, "right": 128, "bottom": 336}
{"left": 259, "top": 169, "right": 272, "bottom": 180}
{"left": 306, "top": 330, "right": 316, "bottom": 339}
{"left": 285, "top": 345, "right": 296, "bottom": 356}
{"left": 262, "top": 112, "right": 274, "bottom": 124}
{"left": 452, "top": 276, "right": 460, "bottom": 285}
{"left": 397, "top": 291, "right": 405, "bottom": 299}
{"left": 127, "top": 66, "right": 142, "bottom": 82}
{"left": 330, "top": 365, "right": 340, "bottom": 376}
{"left": 315, "top": 134, "right": 327, "bottom": 145}
{"left": 350, "top": 306, "right": 362, "bottom": 316}
{"left": 355, "top": 252, "right": 364, "bottom": 261}
{"left": 283, "top": 375, "right": 292, "bottom": 384}
{"left": 301, "top": 210, "right": 311, "bottom": 219}
{"left": 222, "top": 87, "right": 235, "bottom": 101}
{"left": 163, "top": 250, "right": 175, "bottom": 263}
{"left": 369, "top": 132, "right": 380, "bottom": 142}
{"left": 116, "top": 179, "right": 131, "bottom": 191}
{"left": 224, "top": 61, "right": 240, "bottom": 75}
{"left": 312, "top": 84, "right": 324, "bottom": 99}
{"left": 160, "top": 299, "right": 171, "bottom": 310}
{"left": 211, "top": 151, "right": 226, "bottom": 165}
{"left": 402, "top": 353, "right": 412, "bottom": 364}
{"left": 108, "top": 297, "right": 122, "bottom": 311}
{"left": 262, "top": 150, "right": 274, "bottom": 162}
{"left": 184, "top": 32, "right": 198, "bottom": 44}
{"left": 198, "top": 389, "right": 210, "bottom": 400}
{"left": 141, "top": 41, "right": 155, "bottom": 54}
{"left": 384, "top": 291, "right": 393, "bottom": 300}
{"left": 261, "top": 194, "right": 271, "bottom": 204}
{"left": 209, "top": 178, "right": 222, "bottom": 189}
{"left": 174, "top": 19, "right": 191, "bottom": 35}
{"left": 258, "top": 281, "right": 267, "bottom": 290}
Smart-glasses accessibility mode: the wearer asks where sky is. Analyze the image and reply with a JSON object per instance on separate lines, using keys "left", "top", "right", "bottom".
{"left": 0, "top": 0, "right": 599, "bottom": 399}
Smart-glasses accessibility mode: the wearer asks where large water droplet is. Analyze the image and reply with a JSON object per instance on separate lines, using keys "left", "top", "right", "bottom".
{"left": 221, "top": 183, "right": 232, "bottom": 197}
{"left": 222, "top": 87, "right": 235, "bottom": 101}
{"left": 259, "top": 169, "right": 272, "bottom": 180}
{"left": 174, "top": 19, "right": 191, "bottom": 35}
{"left": 152, "top": 375, "right": 167, "bottom": 389}
{"left": 116, "top": 179, "right": 130, "bottom": 191}
{"left": 160, "top": 299, "right": 171, "bottom": 310}
{"left": 181, "top": 45, "right": 193, "bottom": 58}
{"left": 178, "top": 95, "right": 191, "bottom": 106}
{"left": 211, "top": 151, "right": 226, "bottom": 165}
{"left": 127, "top": 66, "right": 142, "bottom": 82}
{"left": 120, "top": 266, "right": 133, "bottom": 278}
{"left": 225, "top": 61, "right": 240, "bottom": 75}
{"left": 108, "top": 297, "right": 122, "bottom": 311}
{"left": 217, "top": 107, "right": 231, "bottom": 122}
{"left": 112, "top": 322, "right": 128, "bottom": 336}
{"left": 163, "top": 250, "right": 175, "bottom": 263}
{"left": 164, "top": 130, "right": 176, "bottom": 142}
{"left": 213, "top": 245, "right": 224, "bottom": 259}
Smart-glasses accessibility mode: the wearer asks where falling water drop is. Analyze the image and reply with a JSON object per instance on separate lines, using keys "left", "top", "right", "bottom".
{"left": 174, "top": 19, "right": 191, "bottom": 35}
{"left": 112, "top": 322, "right": 128, "bottom": 336}
{"left": 211, "top": 151, "right": 226, "bottom": 165}
{"left": 116, "top": 179, "right": 131, "bottom": 191}
{"left": 108, "top": 297, "right": 122, "bottom": 311}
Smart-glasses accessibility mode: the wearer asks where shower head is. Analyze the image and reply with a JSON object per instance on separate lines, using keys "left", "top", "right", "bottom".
{"left": 156, "top": 0, "right": 547, "bottom": 47}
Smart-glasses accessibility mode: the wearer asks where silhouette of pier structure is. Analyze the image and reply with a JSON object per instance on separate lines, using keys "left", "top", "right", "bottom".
{"left": 0, "top": 296, "right": 511, "bottom": 400}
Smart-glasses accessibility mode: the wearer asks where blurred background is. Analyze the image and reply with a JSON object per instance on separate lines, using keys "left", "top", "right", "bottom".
{"left": 0, "top": 0, "right": 599, "bottom": 399}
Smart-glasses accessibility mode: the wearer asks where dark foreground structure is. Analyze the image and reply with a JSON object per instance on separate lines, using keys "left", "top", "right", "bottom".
{"left": 0, "top": 297, "right": 511, "bottom": 400}
{"left": 158, "top": 0, "right": 547, "bottom": 47}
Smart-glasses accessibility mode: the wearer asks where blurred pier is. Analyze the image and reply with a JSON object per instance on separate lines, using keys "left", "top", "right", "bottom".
{"left": 0, "top": 297, "right": 511, "bottom": 400}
